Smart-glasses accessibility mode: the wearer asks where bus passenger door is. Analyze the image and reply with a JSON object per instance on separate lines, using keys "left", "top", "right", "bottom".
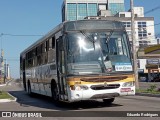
{"left": 56, "top": 37, "right": 68, "bottom": 101}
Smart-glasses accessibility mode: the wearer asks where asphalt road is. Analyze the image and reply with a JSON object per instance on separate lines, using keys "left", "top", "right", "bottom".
{"left": 0, "top": 80, "right": 160, "bottom": 120}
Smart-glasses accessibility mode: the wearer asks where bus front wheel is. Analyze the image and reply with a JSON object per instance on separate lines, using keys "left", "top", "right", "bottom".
{"left": 103, "top": 98, "right": 115, "bottom": 104}
{"left": 51, "top": 83, "right": 59, "bottom": 102}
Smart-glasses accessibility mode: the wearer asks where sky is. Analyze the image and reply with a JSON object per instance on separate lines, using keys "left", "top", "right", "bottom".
{"left": 0, "top": 0, "right": 160, "bottom": 79}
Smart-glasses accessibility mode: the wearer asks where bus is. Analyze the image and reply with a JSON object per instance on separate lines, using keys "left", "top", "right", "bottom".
{"left": 20, "top": 19, "right": 135, "bottom": 104}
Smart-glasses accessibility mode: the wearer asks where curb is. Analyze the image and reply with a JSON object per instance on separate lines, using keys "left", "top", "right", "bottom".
{"left": 8, "top": 92, "right": 17, "bottom": 101}
{"left": 0, "top": 84, "right": 6, "bottom": 87}
{"left": 0, "top": 99, "right": 16, "bottom": 103}
{"left": 136, "top": 93, "right": 160, "bottom": 98}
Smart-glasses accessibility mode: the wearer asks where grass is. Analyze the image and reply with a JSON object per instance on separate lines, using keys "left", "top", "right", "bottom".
{"left": 0, "top": 91, "right": 14, "bottom": 100}
{"left": 136, "top": 89, "right": 160, "bottom": 94}
{"left": 136, "top": 84, "right": 160, "bottom": 94}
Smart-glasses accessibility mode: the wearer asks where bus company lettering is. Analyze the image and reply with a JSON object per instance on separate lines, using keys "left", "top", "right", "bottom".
{"left": 11, "top": 112, "right": 42, "bottom": 118}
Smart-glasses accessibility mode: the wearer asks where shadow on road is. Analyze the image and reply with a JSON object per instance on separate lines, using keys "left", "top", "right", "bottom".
{"left": 8, "top": 90, "right": 123, "bottom": 111}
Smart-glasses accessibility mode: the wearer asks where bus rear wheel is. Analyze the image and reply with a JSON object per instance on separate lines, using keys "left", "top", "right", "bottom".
{"left": 27, "top": 82, "right": 32, "bottom": 96}
{"left": 103, "top": 98, "right": 115, "bottom": 104}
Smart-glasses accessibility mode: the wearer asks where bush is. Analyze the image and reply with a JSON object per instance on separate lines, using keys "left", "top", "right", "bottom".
{"left": 147, "top": 84, "right": 157, "bottom": 92}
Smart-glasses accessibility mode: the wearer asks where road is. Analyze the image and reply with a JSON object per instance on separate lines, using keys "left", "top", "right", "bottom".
{"left": 0, "top": 80, "right": 160, "bottom": 120}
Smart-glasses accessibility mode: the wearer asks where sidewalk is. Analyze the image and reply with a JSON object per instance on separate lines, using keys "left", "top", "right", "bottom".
{"left": 0, "top": 80, "right": 17, "bottom": 103}
{"left": 0, "top": 92, "right": 17, "bottom": 103}
{"left": 0, "top": 84, "right": 6, "bottom": 87}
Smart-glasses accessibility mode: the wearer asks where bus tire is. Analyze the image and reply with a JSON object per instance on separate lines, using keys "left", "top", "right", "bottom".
{"left": 27, "top": 81, "right": 32, "bottom": 96}
{"left": 51, "top": 81, "right": 59, "bottom": 102}
{"left": 103, "top": 98, "right": 115, "bottom": 104}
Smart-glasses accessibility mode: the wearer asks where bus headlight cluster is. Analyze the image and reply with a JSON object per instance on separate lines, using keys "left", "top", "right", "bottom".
{"left": 122, "top": 81, "right": 134, "bottom": 87}
{"left": 70, "top": 85, "right": 89, "bottom": 90}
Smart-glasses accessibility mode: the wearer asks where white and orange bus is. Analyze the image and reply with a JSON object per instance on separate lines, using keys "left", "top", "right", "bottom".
{"left": 20, "top": 19, "right": 135, "bottom": 104}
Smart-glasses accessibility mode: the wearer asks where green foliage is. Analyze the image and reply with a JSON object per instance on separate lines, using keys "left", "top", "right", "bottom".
{"left": 136, "top": 84, "right": 160, "bottom": 94}
{"left": 147, "top": 84, "right": 157, "bottom": 92}
{"left": 0, "top": 91, "right": 14, "bottom": 100}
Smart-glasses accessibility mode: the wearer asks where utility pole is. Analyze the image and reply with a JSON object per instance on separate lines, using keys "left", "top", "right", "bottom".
{"left": 130, "top": 0, "right": 139, "bottom": 89}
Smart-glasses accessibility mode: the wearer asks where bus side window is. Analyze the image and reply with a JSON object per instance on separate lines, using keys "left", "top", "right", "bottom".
{"left": 44, "top": 40, "right": 49, "bottom": 64}
{"left": 57, "top": 36, "right": 65, "bottom": 73}
{"left": 42, "top": 43, "right": 45, "bottom": 53}
{"left": 35, "top": 47, "right": 38, "bottom": 57}
{"left": 37, "top": 44, "right": 42, "bottom": 65}
{"left": 35, "top": 47, "right": 38, "bottom": 66}
{"left": 52, "top": 37, "right": 55, "bottom": 49}
{"left": 45, "top": 40, "right": 49, "bottom": 52}
{"left": 49, "top": 38, "right": 52, "bottom": 50}
{"left": 26, "top": 53, "right": 28, "bottom": 68}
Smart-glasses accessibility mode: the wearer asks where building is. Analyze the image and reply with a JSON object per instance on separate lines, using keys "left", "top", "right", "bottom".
{"left": 0, "top": 49, "right": 10, "bottom": 83}
{"left": 0, "top": 50, "right": 4, "bottom": 83}
{"left": 108, "top": 0, "right": 125, "bottom": 15}
{"left": 62, "top": 1, "right": 156, "bottom": 47}
{"left": 115, "top": 7, "right": 156, "bottom": 47}
{"left": 86, "top": 7, "right": 156, "bottom": 47}
{"left": 62, "top": 0, "right": 125, "bottom": 21}
{"left": 137, "top": 44, "right": 160, "bottom": 82}
{"left": 86, "top": 16, "right": 155, "bottom": 48}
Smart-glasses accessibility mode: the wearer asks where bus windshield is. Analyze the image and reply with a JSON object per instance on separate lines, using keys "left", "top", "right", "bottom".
{"left": 66, "top": 31, "right": 133, "bottom": 75}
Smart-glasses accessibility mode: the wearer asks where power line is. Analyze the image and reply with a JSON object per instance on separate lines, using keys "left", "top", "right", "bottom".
{"left": 154, "top": 22, "right": 160, "bottom": 26}
{"left": 0, "top": 22, "right": 159, "bottom": 38}
{"left": 155, "top": 33, "right": 160, "bottom": 36}
{"left": 144, "top": 5, "right": 160, "bottom": 15}
{"left": 6, "top": 59, "right": 20, "bottom": 62}
{"left": 0, "top": 33, "right": 43, "bottom": 37}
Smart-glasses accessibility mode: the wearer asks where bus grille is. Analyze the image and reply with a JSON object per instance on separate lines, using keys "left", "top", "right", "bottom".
{"left": 90, "top": 84, "right": 120, "bottom": 90}
{"left": 80, "top": 76, "right": 128, "bottom": 82}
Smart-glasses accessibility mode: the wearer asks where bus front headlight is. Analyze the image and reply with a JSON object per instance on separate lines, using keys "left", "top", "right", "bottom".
{"left": 80, "top": 85, "right": 89, "bottom": 90}
{"left": 122, "top": 81, "right": 134, "bottom": 87}
{"left": 70, "top": 85, "right": 89, "bottom": 90}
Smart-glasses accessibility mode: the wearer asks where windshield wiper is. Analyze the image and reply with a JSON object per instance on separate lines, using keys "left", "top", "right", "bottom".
{"left": 106, "top": 30, "right": 114, "bottom": 43}
{"left": 80, "top": 30, "right": 96, "bottom": 50}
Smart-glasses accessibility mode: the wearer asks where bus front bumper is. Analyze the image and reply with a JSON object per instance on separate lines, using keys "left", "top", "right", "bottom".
{"left": 68, "top": 85, "right": 135, "bottom": 102}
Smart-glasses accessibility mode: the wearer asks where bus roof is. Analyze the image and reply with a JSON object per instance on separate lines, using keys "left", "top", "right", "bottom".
{"left": 20, "top": 19, "right": 124, "bottom": 56}
{"left": 20, "top": 22, "right": 64, "bottom": 56}
{"left": 64, "top": 20, "right": 124, "bottom": 32}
